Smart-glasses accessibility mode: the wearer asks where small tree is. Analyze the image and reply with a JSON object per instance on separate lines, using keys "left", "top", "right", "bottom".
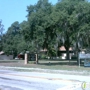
{"left": 0, "top": 20, "right": 4, "bottom": 51}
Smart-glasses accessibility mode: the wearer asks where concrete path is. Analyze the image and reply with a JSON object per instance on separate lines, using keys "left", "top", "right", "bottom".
{"left": 0, "top": 66, "right": 90, "bottom": 90}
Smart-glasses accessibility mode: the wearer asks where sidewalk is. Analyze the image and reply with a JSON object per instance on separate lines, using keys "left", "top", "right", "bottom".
{"left": 0, "top": 66, "right": 90, "bottom": 82}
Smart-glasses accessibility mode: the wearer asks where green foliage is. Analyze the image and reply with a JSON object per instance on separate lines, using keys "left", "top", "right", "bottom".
{"left": 1, "top": 0, "right": 90, "bottom": 59}
{"left": 0, "top": 20, "right": 4, "bottom": 51}
{"left": 2, "top": 21, "right": 26, "bottom": 55}
{"left": 40, "top": 54, "right": 47, "bottom": 59}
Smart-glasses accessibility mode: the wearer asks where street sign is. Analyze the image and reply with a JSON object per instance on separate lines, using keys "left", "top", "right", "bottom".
{"left": 85, "top": 54, "right": 90, "bottom": 58}
{"left": 84, "top": 59, "right": 90, "bottom": 67}
{"left": 79, "top": 53, "right": 90, "bottom": 59}
{"left": 79, "top": 53, "right": 90, "bottom": 67}
{"left": 79, "top": 53, "right": 86, "bottom": 59}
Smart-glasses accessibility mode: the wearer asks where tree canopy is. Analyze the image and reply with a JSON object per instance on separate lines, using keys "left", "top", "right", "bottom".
{"left": 1, "top": 0, "right": 90, "bottom": 60}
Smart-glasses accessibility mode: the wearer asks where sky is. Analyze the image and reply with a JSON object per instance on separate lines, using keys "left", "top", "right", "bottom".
{"left": 0, "top": 0, "right": 58, "bottom": 33}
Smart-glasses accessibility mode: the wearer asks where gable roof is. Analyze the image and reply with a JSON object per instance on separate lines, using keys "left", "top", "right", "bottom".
{"left": 59, "top": 46, "right": 72, "bottom": 51}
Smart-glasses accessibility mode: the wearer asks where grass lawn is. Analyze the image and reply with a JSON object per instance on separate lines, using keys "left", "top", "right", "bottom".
{"left": 0, "top": 59, "right": 89, "bottom": 71}
{"left": 0, "top": 59, "right": 90, "bottom": 75}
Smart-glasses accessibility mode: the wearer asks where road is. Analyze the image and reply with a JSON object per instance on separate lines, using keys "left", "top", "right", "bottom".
{"left": 0, "top": 67, "right": 89, "bottom": 90}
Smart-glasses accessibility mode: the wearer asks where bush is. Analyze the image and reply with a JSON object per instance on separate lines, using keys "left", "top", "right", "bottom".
{"left": 40, "top": 54, "right": 47, "bottom": 59}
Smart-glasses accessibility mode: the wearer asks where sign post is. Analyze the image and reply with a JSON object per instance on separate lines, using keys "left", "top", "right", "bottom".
{"left": 35, "top": 53, "right": 38, "bottom": 64}
{"left": 79, "top": 56, "right": 80, "bottom": 67}
{"left": 25, "top": 53, "right": 28, "bottom": 64}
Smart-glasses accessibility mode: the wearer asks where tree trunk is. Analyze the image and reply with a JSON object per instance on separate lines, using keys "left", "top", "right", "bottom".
{"left": 64, "top": 33, "right": 70, "bottom": 60}
{"left": 76, "top": 49, "right": 79, "bottom": 65}
{"left": 66, "top": 48, "right": 70, "bottom": 60}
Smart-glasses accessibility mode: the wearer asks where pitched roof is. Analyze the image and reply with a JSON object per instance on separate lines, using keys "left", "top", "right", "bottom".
{"left": 0, "top": 51, "right": 4, "bottom": 55}
{"left": 59, "top": 46, "right": 72, "bottom": 51}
